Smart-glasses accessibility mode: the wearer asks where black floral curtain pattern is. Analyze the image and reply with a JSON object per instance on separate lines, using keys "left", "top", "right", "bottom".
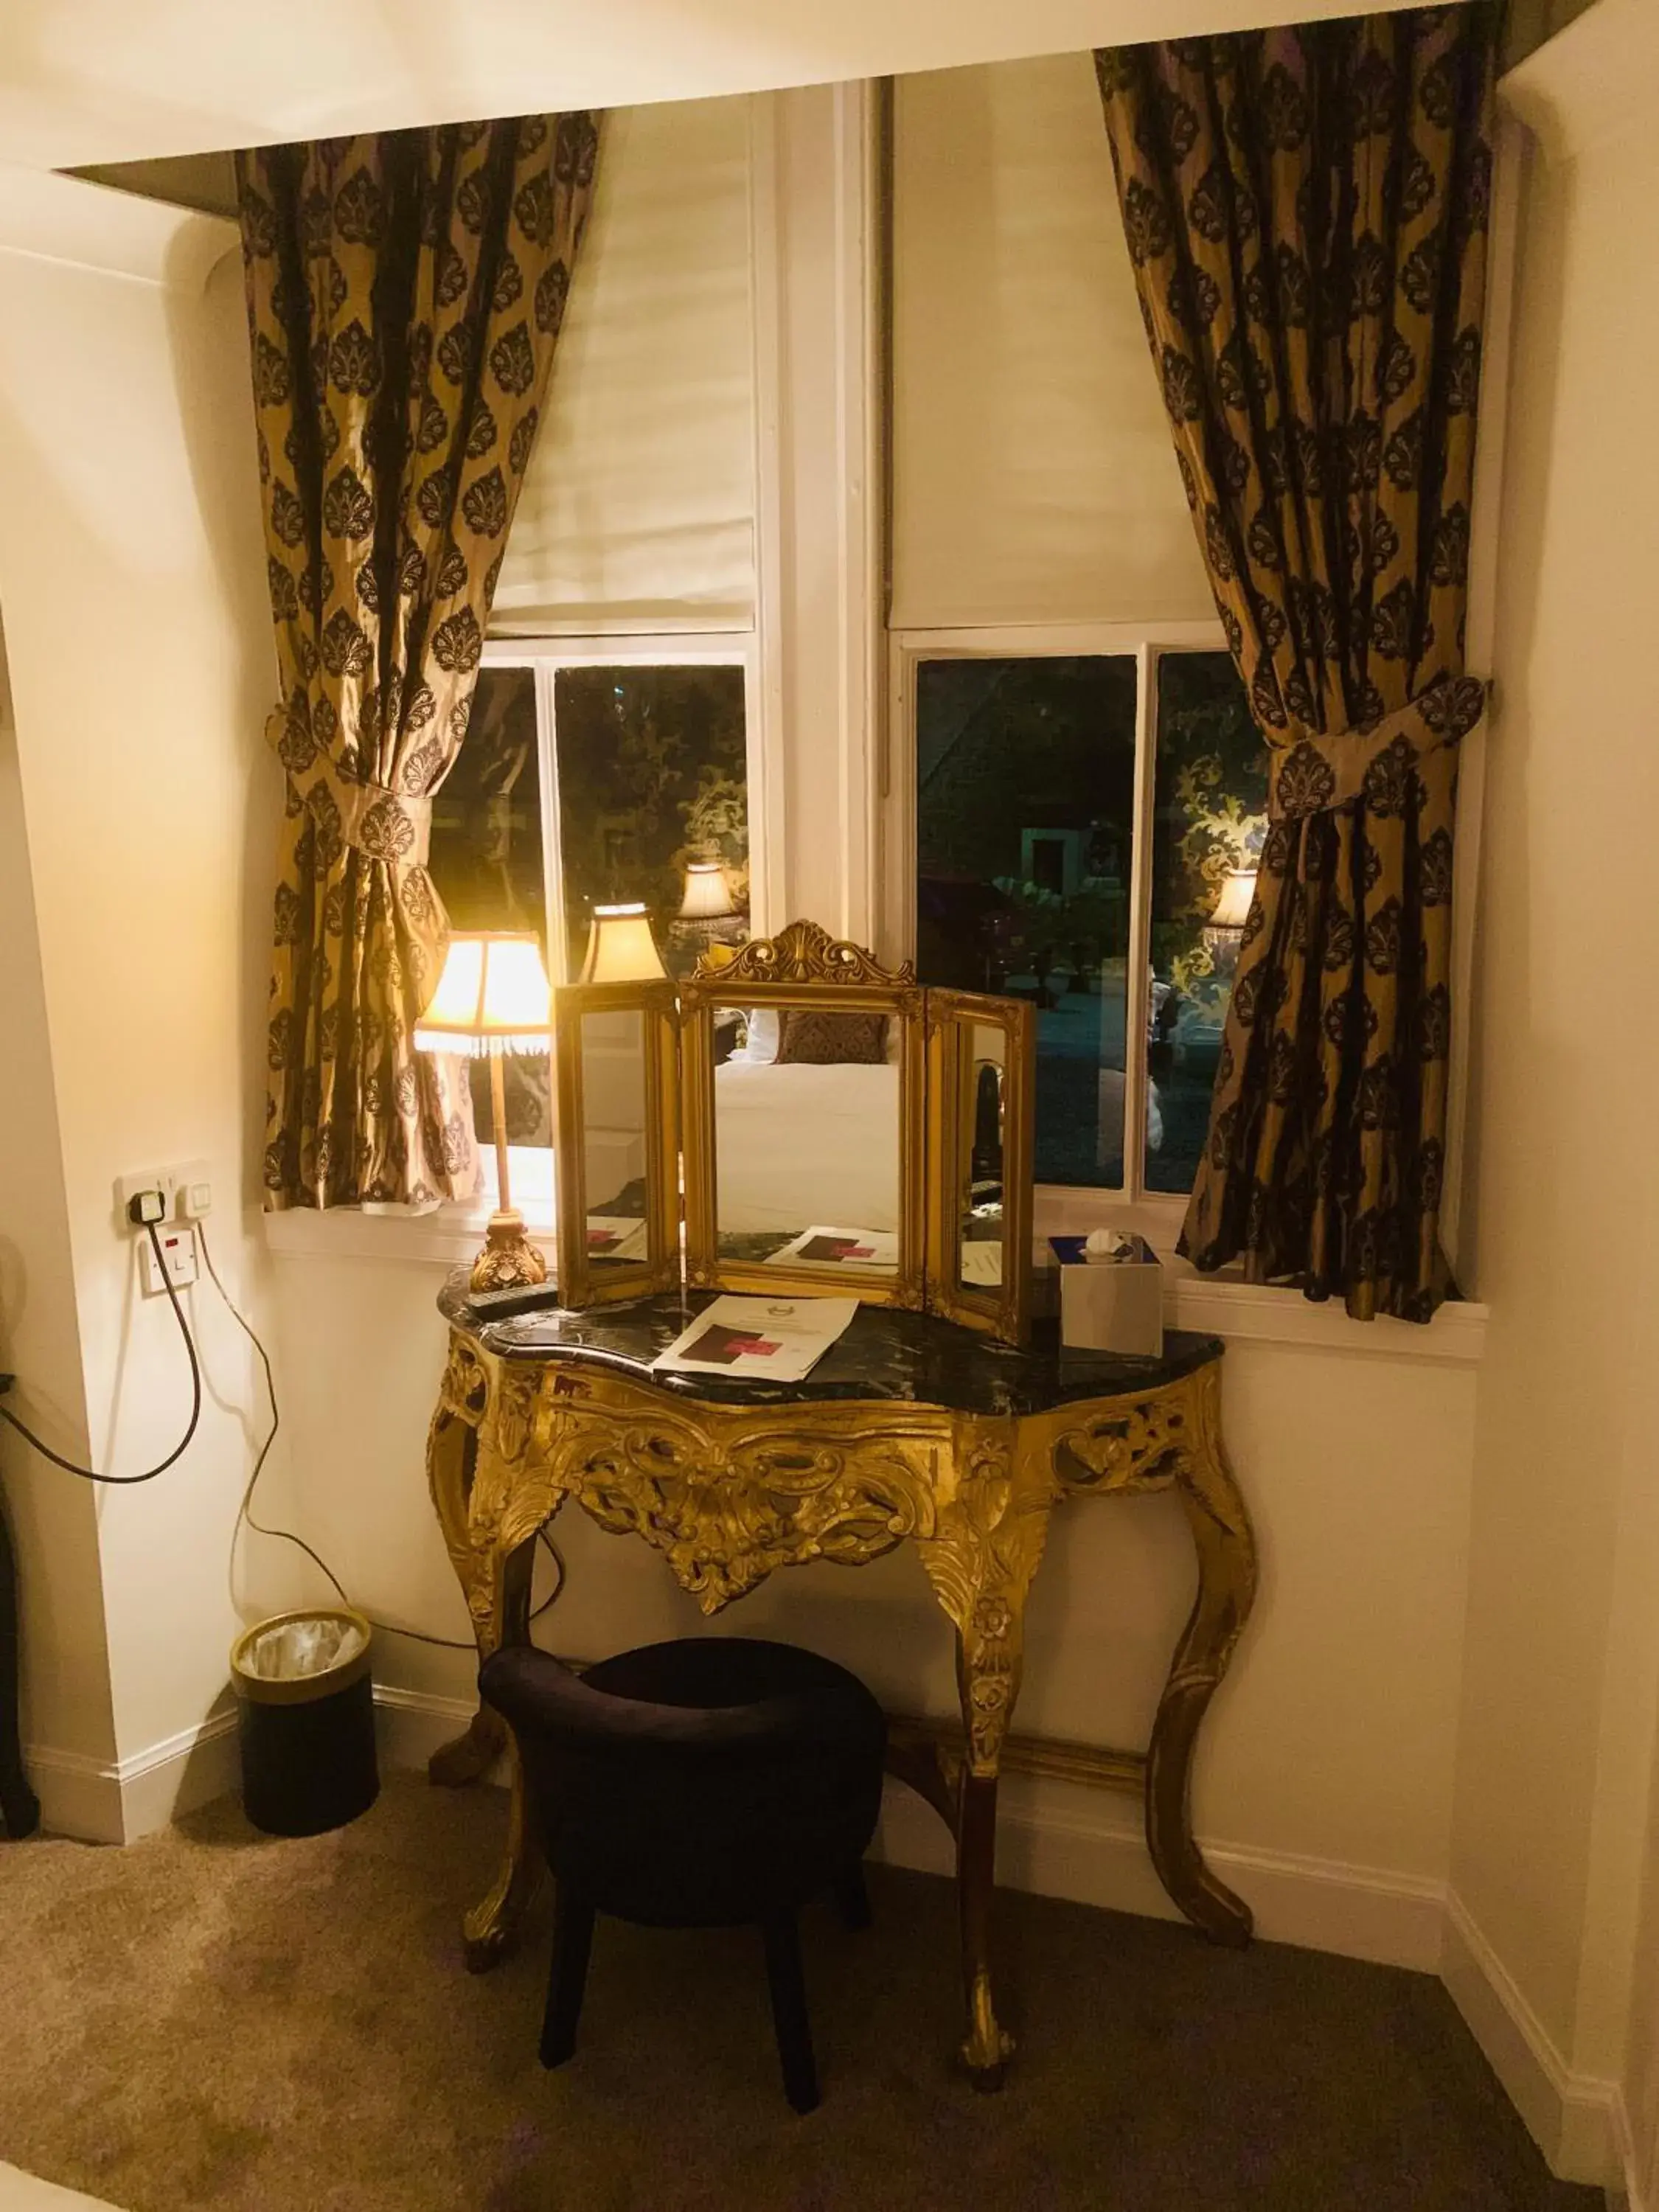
{"left": 1095, "top": 8, "right": 1496, "bottom": 1319}
{"left": 237, "top": 116, "right": 598, "bottom": 1208}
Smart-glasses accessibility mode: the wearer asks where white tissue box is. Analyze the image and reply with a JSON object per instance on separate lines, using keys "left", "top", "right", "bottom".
{"left": 1054, "top": 1233, "right": 1164, "bottom": 1357}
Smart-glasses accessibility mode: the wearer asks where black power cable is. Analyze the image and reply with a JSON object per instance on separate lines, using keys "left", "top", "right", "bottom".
{"left": 197, "top": 1221, "right": 563, "bottom": 1649}
{"left": 0, "top": 1220, "right": 201, "bottom": 1484}
{"left": 0, "top": 1208, "right": 561, "bottom": 1648}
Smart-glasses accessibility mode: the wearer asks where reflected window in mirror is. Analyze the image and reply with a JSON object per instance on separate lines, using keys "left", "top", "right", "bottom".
{"left": 961, "top": 1023, "right": 1006, "bottom": 1291}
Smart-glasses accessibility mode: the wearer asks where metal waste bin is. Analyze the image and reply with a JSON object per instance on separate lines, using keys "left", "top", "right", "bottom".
{"left": 230, "top": 1607, "right": 378, "bottom": 1837}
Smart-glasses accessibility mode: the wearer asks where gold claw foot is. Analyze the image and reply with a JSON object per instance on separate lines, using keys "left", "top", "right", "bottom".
{"left": 959, "top": 1977, "right": 1015, "bottom": 2090}
{"left": 428, "top": 1706, "right": 505, "bottom": 1789}
{"left": 461, "top": 1850, "right": 542, "bottom": 1973}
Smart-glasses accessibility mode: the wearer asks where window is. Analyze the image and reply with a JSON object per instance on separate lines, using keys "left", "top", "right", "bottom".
{"left": 915, "top": 654, "right": 1137, "bottom": 1187}
{"left": 427, "top": 644, "right": 754, "bottom": 1190}
{"left": 902, "top": 633, "right": 1267, "bottom": 1204}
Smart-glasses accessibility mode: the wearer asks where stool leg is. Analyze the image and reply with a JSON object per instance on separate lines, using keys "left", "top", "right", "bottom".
{"left": 761, "top": 1911, "right": 820, "bottom": 2115}
{"left": 832, "top": 1863, "right": 872, "bottom": 1933}
{"left": 540, "top": 1887, "right": 594, "bottom": 2070}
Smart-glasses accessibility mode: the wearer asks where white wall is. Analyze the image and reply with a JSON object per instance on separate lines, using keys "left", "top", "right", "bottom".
{"left": 0, "top": 170, "right": 291, "bottom": 1833}
{"left": 0, "top": 622, "right": 116, "bottom": 1786}
{"left": 1450, "top": 0, "right": 1659, "bottom": 2186}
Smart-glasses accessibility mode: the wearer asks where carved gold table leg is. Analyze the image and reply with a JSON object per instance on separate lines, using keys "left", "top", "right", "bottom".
{"left": 1144, "top": 1360, "right": 1258, "bottom": 1947}
{"left": 424, "top": 1406, "right": 508, "bottom": 1787}
{"left": 919, "top": 1424, "right": 1055, "bottom": 2087}
{"left": 458, "top": 1526, "right": 540, "bottom": 1972}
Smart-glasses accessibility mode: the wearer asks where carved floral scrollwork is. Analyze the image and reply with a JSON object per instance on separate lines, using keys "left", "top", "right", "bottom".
{"left": 915, "top": 1429, "right": 1059, "bottom": 1775}
{"left": 439, "top": 1338, "right": 489, "bottom": 1424}
{"left": 534, "top": 1391, "right": 947, "bottom": 1610}
{"left": 693, "top": 917, "right": 917, "bottom": 991}
{"left": 1048, "top": 1371, "right": 1200, "bottom": 1496}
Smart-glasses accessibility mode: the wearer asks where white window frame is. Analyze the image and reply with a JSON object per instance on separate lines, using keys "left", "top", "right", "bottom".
{"left": 477, "top": 630, "right": 767, "bottom": 982}
{"left": 883, "top": 617, "right": 1231, "bottom": 1248}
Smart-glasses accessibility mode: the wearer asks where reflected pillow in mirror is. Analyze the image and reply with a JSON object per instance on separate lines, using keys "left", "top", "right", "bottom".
{"left": 744, "top": 1008, "right": 782, "bottom": 1065}
{"left": 775, "top": 1009, "right": 888, "bottom": 1065}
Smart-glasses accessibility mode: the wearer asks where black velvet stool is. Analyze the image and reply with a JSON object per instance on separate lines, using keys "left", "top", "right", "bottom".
{"left": 479, "top": 1636, "right": 888, "bottom": 2114}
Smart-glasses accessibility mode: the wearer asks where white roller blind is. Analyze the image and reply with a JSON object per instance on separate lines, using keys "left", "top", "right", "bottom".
{"left": 492, "top": 96, "right": 756, "bottom": 635}
{"left": 892, "top": 54, "right": 1216, "bottom": 631}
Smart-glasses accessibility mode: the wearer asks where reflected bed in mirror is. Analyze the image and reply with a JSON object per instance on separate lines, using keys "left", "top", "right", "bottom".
{"left": 712, "top": 1005, "right": 902, "bottom": 1273}
{"left": 683, "top": 924, "right": 926, "bottom": 1309}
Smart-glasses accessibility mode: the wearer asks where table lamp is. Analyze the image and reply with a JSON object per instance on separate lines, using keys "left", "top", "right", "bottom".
{"left": 414, "top": 931, "right": 552, "bottom": 1292}
{"left": 578, "top": 901, "right": 667, "bottom": 984}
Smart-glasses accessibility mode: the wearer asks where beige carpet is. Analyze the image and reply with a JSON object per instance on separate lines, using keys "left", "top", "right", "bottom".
{"left": 0, "top": 1775, "right": 1597, "bottom": 2212}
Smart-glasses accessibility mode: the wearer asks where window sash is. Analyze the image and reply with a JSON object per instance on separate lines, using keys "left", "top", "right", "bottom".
{"left": 479, "top": 631, "right": 762, "bottom": 986}
{"left": 884, "top": 619, "right": 1226, "bottom": 1218}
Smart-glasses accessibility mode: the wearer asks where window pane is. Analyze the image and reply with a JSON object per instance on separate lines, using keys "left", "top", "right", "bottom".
{"left": 1146, "top": 652, "right": 1268, "bottom": 1194}
{"left": 915, "top": 655, "right": 1137, "bottom": 1186}
{"left": 426, "top": 666, "right": 552, "bottom": 1155}
{"left": 552, "top": 664, "right": 749, "bottom": 981}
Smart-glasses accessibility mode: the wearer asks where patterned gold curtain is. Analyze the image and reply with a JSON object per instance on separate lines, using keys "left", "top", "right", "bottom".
{"left": 237, "top": 117, "right": 599, "bottom": 1208}
{"left": 1096, "top": 10, "right": 1496, "bottom": 1320}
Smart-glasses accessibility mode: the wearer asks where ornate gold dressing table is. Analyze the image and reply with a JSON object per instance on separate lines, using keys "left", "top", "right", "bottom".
{"left": 426, "top": 1276, "right": 1258, "bottom": 2085}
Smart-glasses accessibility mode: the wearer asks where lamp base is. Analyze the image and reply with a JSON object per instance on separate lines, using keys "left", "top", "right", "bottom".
{"left": 469, "top": 1210, "right": 549, "bottom": 1294}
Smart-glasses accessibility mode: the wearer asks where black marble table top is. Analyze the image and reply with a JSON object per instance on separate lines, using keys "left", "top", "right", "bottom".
{"left": 439, "top": 1273, "right": 1220, "bottom": 1420}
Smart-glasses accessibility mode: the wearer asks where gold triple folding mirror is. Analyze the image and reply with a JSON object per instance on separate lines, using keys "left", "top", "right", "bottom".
{"left": 552, "top": 919, "right": 1034, "bottom": 1341}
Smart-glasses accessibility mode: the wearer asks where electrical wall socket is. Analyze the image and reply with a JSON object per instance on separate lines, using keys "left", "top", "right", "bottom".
{"left": 114, "top": 1160, "right": 212, "bottom": 1230}
{"left": 139, "top": 1224, "right": 198, "bottom": 1297}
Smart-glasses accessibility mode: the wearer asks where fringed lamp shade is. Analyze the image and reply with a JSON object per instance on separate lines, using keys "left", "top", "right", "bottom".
{"left": 414, "top": 932, "right": 553, "bottom": 1057}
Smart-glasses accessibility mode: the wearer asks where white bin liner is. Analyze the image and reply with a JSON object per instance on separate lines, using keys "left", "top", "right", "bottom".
{"left": 239, "top": 1614, "right": 366, "bottom": 1683}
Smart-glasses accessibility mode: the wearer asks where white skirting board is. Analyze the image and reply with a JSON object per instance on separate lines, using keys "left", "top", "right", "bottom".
{"left": 1441, "top": 1893, "right": 1632, "bottom": 2199}
{"left": 21, "top": 1692, "right": 1639, "bottom": 2205}
{"left": 25, "top": 1710, "right": 239, "bottom": 1846}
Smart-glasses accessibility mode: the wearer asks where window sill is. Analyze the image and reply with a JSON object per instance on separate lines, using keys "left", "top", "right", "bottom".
{"left": 263, "top": 1203, "right": 553, "bottom": 1271}
{"left": 264, "top": 1207, "right": 1486, "bottom": 1364}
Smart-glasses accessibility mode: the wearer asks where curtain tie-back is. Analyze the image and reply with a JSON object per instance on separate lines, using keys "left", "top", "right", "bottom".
{"left": 265, "top": 704, "right": 433, "bottom": 868}
{"left": 1267, "top": 674, "right": 1487, "bottom": 824}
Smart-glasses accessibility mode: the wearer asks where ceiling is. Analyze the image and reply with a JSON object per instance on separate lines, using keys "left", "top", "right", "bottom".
{"left": 2, "top": 0, "right": 1428, "bottom": 173}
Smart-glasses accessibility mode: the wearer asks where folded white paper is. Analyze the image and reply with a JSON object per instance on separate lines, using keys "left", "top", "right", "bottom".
{"left": 763, "top": 1224, "right": 900, "bottom": 1275}
{"left": 583, "top": 1215, "right": 650, "bottom": 1263}
{"left": 652, "top": 1294, "right": 859, "bottom": 1383}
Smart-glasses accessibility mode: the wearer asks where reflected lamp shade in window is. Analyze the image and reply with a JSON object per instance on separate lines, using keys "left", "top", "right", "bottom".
{"left": 414, "top": 931, "right": 553, "bottom": 1294}
{"left": 579, "top": 903, "right": 667, "bottom": 984}
{"left": 678, "top": 860, "right": 738, "bottom": 922}
{"left": 1208, "top": 869, "right": 1257, "bottom": 933}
